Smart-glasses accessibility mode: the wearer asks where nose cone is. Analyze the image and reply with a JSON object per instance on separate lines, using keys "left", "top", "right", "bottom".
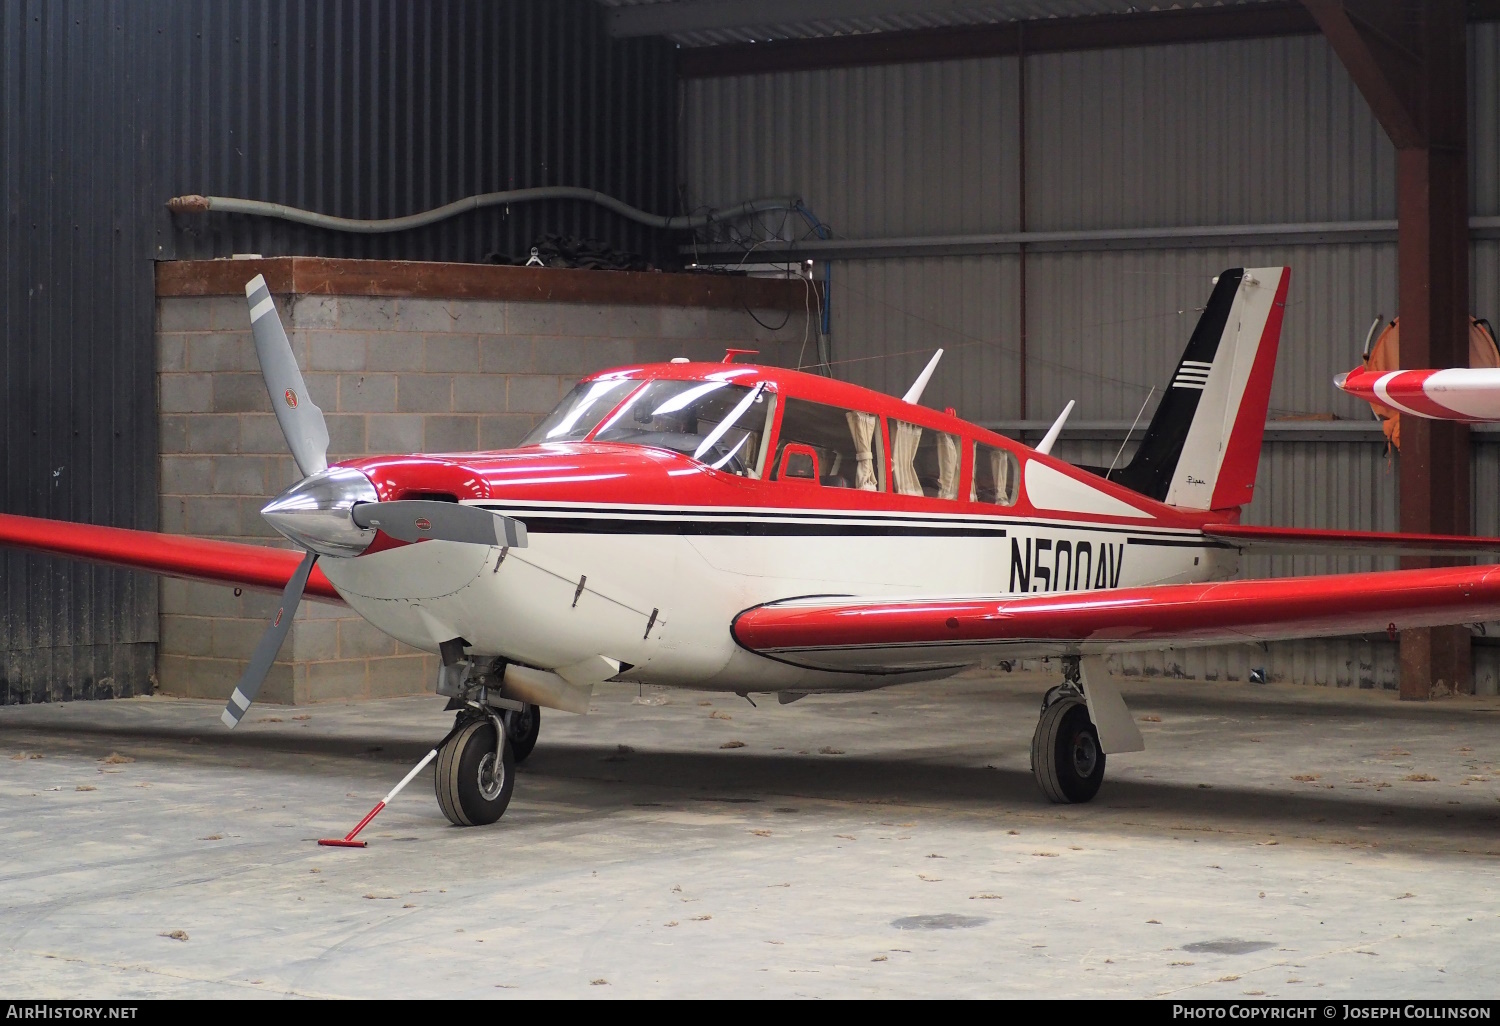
{"left": 261, "top": 466, "right": 379, "bottom": 558}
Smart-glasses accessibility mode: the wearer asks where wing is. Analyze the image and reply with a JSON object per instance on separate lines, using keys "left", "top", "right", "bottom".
{"left": 1203, "top": 523, "right": 1500, "bottom": 556}
{"left": 0, "top": 512, "right": 341, "bottom": 601}
{"left": 731, "top": 564, "right": 1500, "bottom": 673}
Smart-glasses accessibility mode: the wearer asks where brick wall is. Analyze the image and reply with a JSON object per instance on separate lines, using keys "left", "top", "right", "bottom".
{"left": 156, "top": 267, "right": 808, "bottom": 704}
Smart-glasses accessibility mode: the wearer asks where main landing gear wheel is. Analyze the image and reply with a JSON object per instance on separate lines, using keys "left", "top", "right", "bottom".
{"left": 504, "top": 703, "right": 540, "bottom": 764}
{"left": 1030, "top": 697, "right": 1105, "bottom": 804}
{"left": 435, "top": 717, "right": 515, "bottom": 826}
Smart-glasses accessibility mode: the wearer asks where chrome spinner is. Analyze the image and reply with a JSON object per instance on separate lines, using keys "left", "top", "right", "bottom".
{"left": 260, "top": 466, "right": 379, "bottom": 558}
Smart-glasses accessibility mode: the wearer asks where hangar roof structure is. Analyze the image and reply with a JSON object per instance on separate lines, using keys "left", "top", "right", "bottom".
{"left": 598, "top": 0, "right": 1283, "bottom": 46}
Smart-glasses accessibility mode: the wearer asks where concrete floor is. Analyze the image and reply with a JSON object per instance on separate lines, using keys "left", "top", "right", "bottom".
{"left": 2, "top": 671, "right": 1499, "bottom": 999}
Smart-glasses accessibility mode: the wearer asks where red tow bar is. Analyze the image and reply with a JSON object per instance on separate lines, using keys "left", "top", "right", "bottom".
{"left": 318, "top": 747, "right": 438, "bottom": 849}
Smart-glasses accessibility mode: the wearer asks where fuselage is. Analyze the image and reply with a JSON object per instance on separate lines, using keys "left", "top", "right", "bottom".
{"left": 309, "top": 362, "right": 1240, "bottom": 693}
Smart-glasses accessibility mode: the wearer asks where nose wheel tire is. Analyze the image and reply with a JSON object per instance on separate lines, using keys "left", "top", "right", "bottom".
{"left": 1030, "top": 697, "right": 1105, "bottom": 804}
{"left": 435, "top": 718, "right": 515, "bottom": 826}
{"left": 505, "top": 703, "right": 541, "bottom": 764}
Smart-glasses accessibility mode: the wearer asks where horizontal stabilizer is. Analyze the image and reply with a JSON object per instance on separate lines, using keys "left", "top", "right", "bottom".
{"left": 1204, "top": 524, "right": 1500, "bottom": 556}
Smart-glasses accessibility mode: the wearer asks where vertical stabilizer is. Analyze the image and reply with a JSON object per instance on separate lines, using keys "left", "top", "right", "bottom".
{"left": 1104, "top": 267, "right": 1289, "bottom": 511}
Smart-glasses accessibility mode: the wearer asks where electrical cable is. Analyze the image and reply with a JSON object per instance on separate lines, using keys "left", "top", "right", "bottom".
{"left": 167, "top": 189, "right": 803, "bottom": 235}
{"left": 744, "top": 302, "right": 792, "bottom": 333}
{"left": 793, "top": 203, "right": 834, "bottom": 373}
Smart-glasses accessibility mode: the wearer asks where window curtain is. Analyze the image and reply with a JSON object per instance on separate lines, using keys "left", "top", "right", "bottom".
{"left": 892, "top": 421, "right": 923, "bottom": 496}
{"left": 845, "top": 412, "right": 880, "bottom": 491}
{"left": 936, "top": 432, "right": 960, "bottom": 499}
{"left": 992, "top": 449, "right": 1011, "bottom": 504}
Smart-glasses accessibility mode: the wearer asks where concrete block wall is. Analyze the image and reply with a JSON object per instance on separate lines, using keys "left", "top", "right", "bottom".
{"left": 156, "top": 271, "right": 807, "bottom": 704}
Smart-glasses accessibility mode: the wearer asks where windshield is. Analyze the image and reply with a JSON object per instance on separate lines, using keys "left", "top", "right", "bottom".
{"left": 519, "top": 378, "right": 639, "bottom": 446}
{"left": 593, "top": 379, "right": 770, "bottom": 476}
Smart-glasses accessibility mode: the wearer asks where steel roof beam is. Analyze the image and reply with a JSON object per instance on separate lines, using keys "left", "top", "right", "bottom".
{"left": 605, "top": 0, "right": 1013, "bottom": 39}
{"left": 670, "top": 0, "right": 1500, "bottom": 77}
{"left": 677, "top": 2, "right": 1321, "bottom": 76}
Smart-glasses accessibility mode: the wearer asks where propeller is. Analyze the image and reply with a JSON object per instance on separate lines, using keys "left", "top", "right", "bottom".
{"left": 220, "top": 550, "right": 317, "bottom": 728}
{"left": 246, "top": 275, "right": 329, "bottom": 477}
{"left": 220, "top": 276, "right": 527, "bottom": 730}
{"left": 351, "top": 500, "right": 528, "bottom": 547}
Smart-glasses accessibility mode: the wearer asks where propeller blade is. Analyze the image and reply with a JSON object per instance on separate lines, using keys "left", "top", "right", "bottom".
{"left": 245, "top": 274, "right": 330, "bottom": 477}
{"left": 220, "top": 550, "right": 318, "bottom": 729}
{"left": 351, "top": 500, "right": 528, "bottom": 548}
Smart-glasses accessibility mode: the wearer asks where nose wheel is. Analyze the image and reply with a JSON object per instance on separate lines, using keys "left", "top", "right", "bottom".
{"left": 1030, "top": 695, "right": 1105, "bottom": 804}
{"left": 435, "top": 716, "right": 515, "bottom": 826}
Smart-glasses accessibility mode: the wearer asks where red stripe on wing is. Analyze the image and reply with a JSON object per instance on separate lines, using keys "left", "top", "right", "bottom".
{"left": 0, "top": 512, "right": 342, "bottom": 601}
{"left": 733, "top": 564, "right": 1500, "bottom": 653}
{"left": 1377, "top": 370, "right": 1468, "bottom": 420}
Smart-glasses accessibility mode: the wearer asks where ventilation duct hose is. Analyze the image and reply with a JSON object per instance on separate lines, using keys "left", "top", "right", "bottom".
{"left": 167, "top": 188, "right": 802, "bottom": 235}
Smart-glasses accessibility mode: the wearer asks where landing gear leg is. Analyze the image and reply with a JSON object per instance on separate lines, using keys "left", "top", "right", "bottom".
{"left": 434, "top": 712, "right": 515, "bottom": 826}
{"left": 432, "top": 653, "right": 540, "bottom": 823}
{"left": 1030, "top": 658, "right": 1105, "bottom": 804}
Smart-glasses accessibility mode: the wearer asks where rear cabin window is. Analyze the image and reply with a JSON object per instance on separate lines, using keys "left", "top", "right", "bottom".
{"left": 972, "top": 442, "right": 1020, "bottom": 506}
{"left": 770, "top": 399, "right": 885, "bottom": 491}
{"left": 891, "top": 420, "right": 961, "bottom": 499}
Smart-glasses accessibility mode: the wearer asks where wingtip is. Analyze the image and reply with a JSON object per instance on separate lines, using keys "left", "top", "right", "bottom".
{"left": 1332, "top": 372, "right": 1349, "bottom": 390}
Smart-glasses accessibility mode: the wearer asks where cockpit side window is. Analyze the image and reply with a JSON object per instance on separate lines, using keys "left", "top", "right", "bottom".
{"left": 769, "top": 398, "right": 885, "bottom": 491}
{"left": 890, "top": 420, "right": 961, "bottom": 499}
{"left": 592, "top": 378, "right": 771, "bottom": 476}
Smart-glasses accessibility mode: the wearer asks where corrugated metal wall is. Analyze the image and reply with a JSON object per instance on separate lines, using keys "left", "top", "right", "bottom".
{"left": 159, "top": 1, "right": 677, "bottom": 264}
{"left": 0, "top": 0, "right": 677, "bottom": 704}
{"left": 683, "top": 25, "right": 1500, "bottom": 691}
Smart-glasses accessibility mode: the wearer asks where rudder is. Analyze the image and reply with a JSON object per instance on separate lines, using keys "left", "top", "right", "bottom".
{"left": 1101, "top": 267, "right": 1289, "bottom": 511}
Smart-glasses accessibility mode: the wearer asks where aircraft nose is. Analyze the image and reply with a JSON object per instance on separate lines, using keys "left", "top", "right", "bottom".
{"left": 261, "top": 466, "right": 380, "bottom": 557}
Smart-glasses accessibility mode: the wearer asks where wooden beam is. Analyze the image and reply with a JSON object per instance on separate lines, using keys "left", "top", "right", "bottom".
{"left": 154, "top": 257, "right": 816, "bottom": 311}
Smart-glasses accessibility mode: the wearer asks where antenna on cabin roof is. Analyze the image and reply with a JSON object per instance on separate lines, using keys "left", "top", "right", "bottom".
{"left": 901, "top": 349, "right": 944, "bottom": 405}
{"left": 1034, "top": 400, "right": 1075, "bottom": 457}
{"left": 723, "top": 348, "right": 759, "bottom": 363}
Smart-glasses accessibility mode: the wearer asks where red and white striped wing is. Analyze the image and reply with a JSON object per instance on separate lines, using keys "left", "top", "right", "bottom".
{"left": 1337, "top": 367, "right": 1500, "bottom": 422}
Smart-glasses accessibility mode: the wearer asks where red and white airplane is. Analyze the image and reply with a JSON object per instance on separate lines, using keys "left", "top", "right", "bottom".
{"left": 7, "top": 265, "right": 1500, "bottom": 828}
